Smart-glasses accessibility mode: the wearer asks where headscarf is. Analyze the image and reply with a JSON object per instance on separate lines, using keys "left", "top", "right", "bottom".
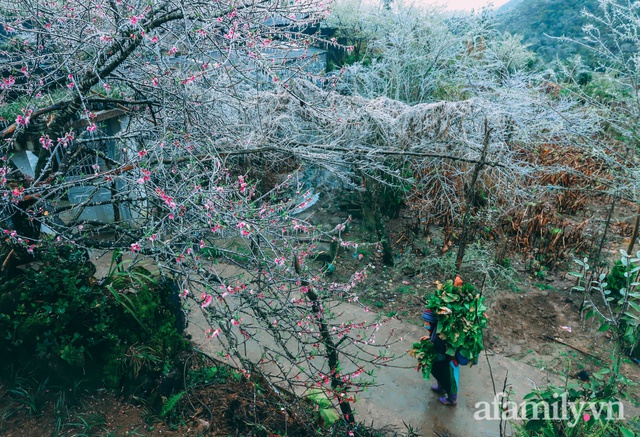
{"left": 422, "top": 310, "right": 438, "bottom": 341}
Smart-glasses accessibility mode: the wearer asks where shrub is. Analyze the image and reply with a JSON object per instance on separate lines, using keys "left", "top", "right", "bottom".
{"left": 517, "top": 378, "right": 636, "bottom": 437}
{"left": 0, "top": 242, "right": 189, "bottom": 392}
{"left": 604, "top": 259, "right": 640, "bottom": 359}
{"left": 605, "top": 260, "right": 632, "bottom": 295}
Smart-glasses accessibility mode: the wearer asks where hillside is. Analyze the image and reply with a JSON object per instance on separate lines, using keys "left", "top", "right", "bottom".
{"left": 497, "top": 0, "right": 600, "bottom": 64}
{"left": 496, "top": 0, "right": 524, "bottom": 13}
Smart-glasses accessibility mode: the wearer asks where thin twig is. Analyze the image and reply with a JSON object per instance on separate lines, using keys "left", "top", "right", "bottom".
{"left": 543, "top": 335, "right": 602, "bottom": 361}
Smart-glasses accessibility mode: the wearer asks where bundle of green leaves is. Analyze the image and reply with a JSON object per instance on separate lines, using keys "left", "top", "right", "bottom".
{"left": 425, "top": 279, "right": 487, "bottom": 361}
{"left": 408, "top": 337, "right": 437, "bottom": 380}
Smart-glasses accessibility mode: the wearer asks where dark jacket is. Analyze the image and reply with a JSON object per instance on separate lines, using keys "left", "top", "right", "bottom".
{"left": 432, "top": 334, "right": 449, "bottom": 362}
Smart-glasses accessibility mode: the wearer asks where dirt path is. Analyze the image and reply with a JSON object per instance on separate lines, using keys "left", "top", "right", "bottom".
{"left": 187, "top": 301, "right": 589, "bottom": 437}
{"left": 89, "top": 251, "right": 639, "bottom": 436}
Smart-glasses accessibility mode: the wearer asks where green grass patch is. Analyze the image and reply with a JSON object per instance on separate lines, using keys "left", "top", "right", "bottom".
{"left": 534, "top": 283, "right": 555, "bottom": 291}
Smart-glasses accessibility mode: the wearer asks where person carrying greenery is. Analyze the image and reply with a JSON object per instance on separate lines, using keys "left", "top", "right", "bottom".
{"left": 409, "top": 276, "right": 487, "bottom": 407}
{"left": 422, "top": 309, "right": 459, "bottom": 406}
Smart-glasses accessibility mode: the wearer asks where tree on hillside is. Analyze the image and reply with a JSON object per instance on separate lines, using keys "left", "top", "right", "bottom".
{"left": 330, "top": 2, "right": 462, "bottom": 103}
{"left": 497, "top": 0, "right": 601, "bottom": 64}
{"left": 330, "top": 2, "right": 603, "bottom": 270}
{"left": 553, "top": 0, "right": 640, "bottom": 261}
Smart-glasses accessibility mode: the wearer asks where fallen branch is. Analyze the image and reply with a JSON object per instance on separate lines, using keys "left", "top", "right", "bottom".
{"left": 391, "top": 234, "right": 407, "bottom": 248}
{"left": 543, "top": 335, "right": 602, "bottom": 361}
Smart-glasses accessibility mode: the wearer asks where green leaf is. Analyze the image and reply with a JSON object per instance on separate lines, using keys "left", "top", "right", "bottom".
{"left": 306, "top": 389, "right": 332, "bottom": 409}
{"left": 319, "top": 408, "right": 339, "bottom": 427}
{"left": 628, "top": 301, "right": 640, "bottom": 313}
{"left": 597, "top": 323, "right": 610, "bottom": 332}
{"left": 625, "top": 325, "right": 635, "bottom": 340}
{"left": 201, "top": 247, "right": 221, "bottom": 258}
{"left": 620, "top": 427, "right": 634, "bottom": 437}
{"left": 626, "top": 312, "right": 640, "bottom": 320}
{"left": 107, "top": 287, "right": 150, "bottom": 333}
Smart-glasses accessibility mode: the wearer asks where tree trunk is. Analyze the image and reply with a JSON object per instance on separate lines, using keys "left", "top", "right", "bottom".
{"left": 294, "top": 257, "right": 355, "bottom": 428}
{"left": 375, "top": 207, "right": 394, "bottom": 266}
{"left": 456, "top": 119, "right": 491, "bottom": 272}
